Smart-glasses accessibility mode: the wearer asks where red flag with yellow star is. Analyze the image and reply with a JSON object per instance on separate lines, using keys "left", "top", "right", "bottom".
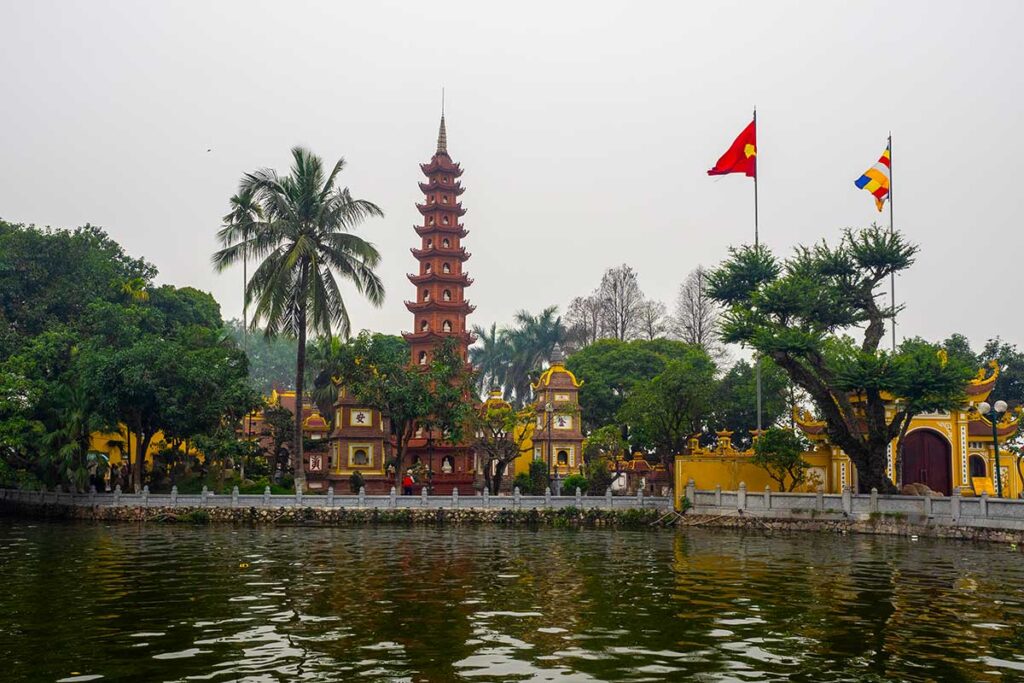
{"left": 707, "top": 120, "right": 756, "bottom": 178}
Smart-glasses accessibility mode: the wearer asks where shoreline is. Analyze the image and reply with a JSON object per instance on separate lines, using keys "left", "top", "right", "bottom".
{"left": 3, "top": 499, "right": 1024, "bottom": 543}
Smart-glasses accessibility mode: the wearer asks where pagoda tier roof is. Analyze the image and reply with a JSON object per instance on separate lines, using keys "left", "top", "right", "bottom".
{"left": 419, "top": 180, "right": 465, "bottom": 196}
{"left": 416, "top": 202, "right": 467, "bottom": 217}
{"left": 966, "top": 362, "right": 999, "bottom": 399}
{"left": 414, "top": 224, "right": 469, "bottom": 238}
{"left": 410, "top": 246, "right": 470, "bottom": 261}
{"left": 405, "top": 299, "right": 476, "bottom": 314}
{"left": 420, "top": 155, "right": 463, "bottom": 178}
{"left": 406, "top": 271, "right": 473, "bottom": 286}
{"left": 402, "top": 330, "right": 476, "bottom": 345}
{"left": 967, "top": 411, "right": 1021, "bottom": 439}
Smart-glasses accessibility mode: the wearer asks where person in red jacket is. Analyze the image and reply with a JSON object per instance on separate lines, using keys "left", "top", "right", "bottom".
{"left": 402, "top": 470, "right": 415, "bottom": 496}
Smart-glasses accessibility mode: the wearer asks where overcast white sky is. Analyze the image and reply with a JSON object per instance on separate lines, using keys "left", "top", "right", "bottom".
{"left": 2, "top": 1, "right": 1021, "bottom": 351}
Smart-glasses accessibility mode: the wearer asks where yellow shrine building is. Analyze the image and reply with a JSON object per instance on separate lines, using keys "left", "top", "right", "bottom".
{"left": 674, "top": 363, "right": 1022, "bottom": 497}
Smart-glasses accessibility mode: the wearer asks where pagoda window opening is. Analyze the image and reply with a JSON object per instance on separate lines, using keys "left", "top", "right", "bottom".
{"left": 442, "top": 238, "right": 450, "bottom": 248}
{"left": 420, "top": 320, "right": 429, "bottom": 332}
{"left": 970, "top": 454, "right": 987, "bottom": 477}
{"left": 426, "top": 238, "right": 433, "bottom": 247}
{"left": 442, "top": 289, "right": 452, "bottom": 302}
{"left": 442, "top": 216, "right": 449, "bottom": 225}
{"left": 423, "top": 290, "right": 430, "bottom": 302}
{"left": 441, "top": 195, "right": 448, "bottom": 204}
{"left": 353, "top": 449, "right": 369, "bottom": 466}
{"left": 424, "top": 263, "right": 432, "bottom": 273}
{"left": 442, "top": 320, "right": 453, "bottom": 332}
{"left": 427, "top": 217, "right": 434, "bottom": 226}
{"left": 418, "top": 351, "right": 428, "bottom": 365}
{"left": 557, "top": 450, "right": 569, "bottom": 465}
{"left": 442, "top": 263, "right": 451, "bottom": 274}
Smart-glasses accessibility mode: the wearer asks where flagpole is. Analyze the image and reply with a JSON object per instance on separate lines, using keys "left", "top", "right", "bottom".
{"left": 888, "top": 131, "right": 896, "bottom": 352}
{"left": 754, "top": 107, "right": 762, "bottom": 433}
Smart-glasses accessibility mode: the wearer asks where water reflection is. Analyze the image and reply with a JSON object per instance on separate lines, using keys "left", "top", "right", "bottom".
{"left": 0, "top": 521, "right": 1022, "bottom": 681}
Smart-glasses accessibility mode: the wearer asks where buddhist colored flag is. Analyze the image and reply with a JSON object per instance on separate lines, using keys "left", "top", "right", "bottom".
{"left": 854, "top": 142, "right": 891, "bottom": 211}
{"left": 707, "top": 120, "right": 757, "bottom": 178}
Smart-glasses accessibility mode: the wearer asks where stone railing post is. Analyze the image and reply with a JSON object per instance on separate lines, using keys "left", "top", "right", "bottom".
{"left": 201, "top": 486, "right": 209, "bottom": 507}
{"left": 764, "top": 485, "right": 772, "bottom": 510}
{"left": 421, "top": 486, "right": 428, "bottom": 507}
{"left": 231, "top": 485, "right": 239, "bottom": 508}
{"left": 483, "top": 487, "right": 490, "bottom": 508}
{"left": 295, "top": 482, "right": 303, "bottom": 507}
{"left": 637, "top": 488, "right": 644, "bottom": 509}
{"left": 263, "top": 486, "right": 271, "bottom": 507}
{"left": 923, "top": 492, "right": 933, "bottom": 517}
{"left": 390, "top": 486, "right": 397, "bottom": 508}
{"left": 544, "top": 488, "right": 552, "bottom": 508}
{"left": 514, "top": 486, "right": 521, "bottom": 509}
{"left": 980, "top": 492, "right": 988, "bottom": 518}
{"left": 327, "top": 485, "right": 334, "bottom": 508}
{"left": 142, "top": 485, "right": 150, "bottom": 507}
{"left": 605, "top": 487, "right": 613, "bottom": 510}
{"left": 452, "top": 487, "right": 459, "bottom": 509}
{"left": 114, "top": 484, "right": 122, "bottom": 506}
{"left": 575, "top": 487, "right": 582, "bottom": 508}
{"left": 951, "top": 488, "right": 961, "bottom": 521}
{"left": 714, "top": 485, "right": 722, "bottom": 508}
{"left": 171, "top": 485, "right": 178, "bottom": 507}
{"left": 816, "top": 486, "right": 824, "bottom": 512}
{"left": 842, "top": 486, "right": 852, "bottom": 515}
{"left": 358, "top": 486, "right": 366, "bottom": 507}
{"left": 737, "top": 482, "right": 747, "bottom": 511}
{"left": 870, "top": 487, "right": 879, "bottom": 513}
{"left": 686, "top": 479, "right": 696, "bottom": 506}
{"left": 89, "top": 485, "right": 97, "bottom": 506}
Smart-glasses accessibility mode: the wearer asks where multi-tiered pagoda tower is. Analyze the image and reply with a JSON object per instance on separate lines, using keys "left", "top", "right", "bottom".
{"left": 400, "top": 116, "right": 477, "bottom": 494}
{"left": 403, "top": 115, "right": 475, "bottom": 364}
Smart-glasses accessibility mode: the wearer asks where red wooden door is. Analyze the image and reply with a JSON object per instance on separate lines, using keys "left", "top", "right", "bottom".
{"left": 902, "top": 430, "right": 952, "bottom": 495}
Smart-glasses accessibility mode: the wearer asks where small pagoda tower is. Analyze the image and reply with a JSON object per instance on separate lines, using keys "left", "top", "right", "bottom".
{"left": 531, "top": 344, "right": 585, "bottom": 479}
{"left": 403, "top": 114, "right": 475, "bottom": 364}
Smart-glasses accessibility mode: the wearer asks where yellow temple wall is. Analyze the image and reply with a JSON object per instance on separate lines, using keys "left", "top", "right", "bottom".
{"left": 88, "top": 428, "right": 200, "bottom": 467}
{"left": 674, "top": 449, "right": 837, "bottom": 496}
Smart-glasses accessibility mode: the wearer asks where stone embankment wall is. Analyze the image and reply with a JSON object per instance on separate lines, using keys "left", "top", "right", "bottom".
{"left": 681, "top": 480, "right": 1024, "bottom": 544}
{"left": 0, "top": 498, "right": 668, "bottom": 529}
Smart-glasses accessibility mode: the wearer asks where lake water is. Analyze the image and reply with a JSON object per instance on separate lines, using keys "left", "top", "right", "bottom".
{"left": 1, "top": 521, "right": 1023, "bottom": 682}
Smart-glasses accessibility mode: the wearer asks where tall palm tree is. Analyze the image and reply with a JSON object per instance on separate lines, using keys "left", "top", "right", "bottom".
{"left": 213, "top": 147, "right": 385, "bottom": 490}
{"left": 221, "top": 187, "right": 263, "bottom": 353}
{"left": 507, "top": 306, "right": 566, "bottom": 403}
{"left": 469, "top": 323, "right": 511, "bottom": 397}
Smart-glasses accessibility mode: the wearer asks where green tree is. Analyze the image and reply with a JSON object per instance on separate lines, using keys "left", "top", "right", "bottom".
{"left": 752, "top": 427, "right": 810, "bottom": 492}
{"left": 213, "top": 148, "right": 385, "bottom": 490}
{"left": 338, "top": 334, "right": 473, "bottom": 493}
{"left": 617, "top": 347, "right": 717, "bottom": 467}
{"left": 566, "top": 338, "right": 693, "bottom": 431}
{"left": 708, "top": 226, "right": 970, "bottom": 493}
{"left": 471, "top": 398, "right": 533, "bottom": 493}
{"left": 222, "top": 187, "right": 263, "bottom": 348}
{"left": 225, "top": 319, "right": 297, "bottom": 393}
{"left": 710, "top": 358, "right": 789, "bottom": 448}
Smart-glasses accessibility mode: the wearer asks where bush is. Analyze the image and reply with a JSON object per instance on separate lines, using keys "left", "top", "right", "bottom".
{"left": 561, "top": 473, "right": 588, "bottom": 496}
{"left": 350, "top": 471, "right": 365, "bottom": 493}
{"left": 586, "top": 458, "right": 613, "bottom": 496}
{"left": 528, "top": 460, "right": 549, "bottom": 495}
{"left": 512, "top": 472, "right": 531, "bottom": 494}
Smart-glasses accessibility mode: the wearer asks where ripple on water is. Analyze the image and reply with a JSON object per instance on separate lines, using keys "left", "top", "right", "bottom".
{"left": 1, "top": 522, "right": 1023, "bottom": 682}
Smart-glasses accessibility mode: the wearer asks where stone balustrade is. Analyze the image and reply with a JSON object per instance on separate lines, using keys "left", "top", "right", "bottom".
{"left": 0, "top": 486, "right": 672, "bottom": 512}
{"left": 684, "top": 479, "right": 1024, "bottom": 531}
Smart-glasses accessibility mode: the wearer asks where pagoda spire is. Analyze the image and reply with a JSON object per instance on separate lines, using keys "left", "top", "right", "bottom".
{"left": 437, "top": 115, "right": 447, "bottom": 155}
